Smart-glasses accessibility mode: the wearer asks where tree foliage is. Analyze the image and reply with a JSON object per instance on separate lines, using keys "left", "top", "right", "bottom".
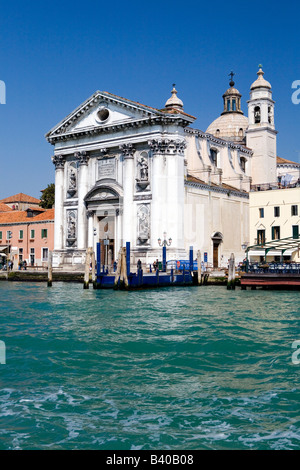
{"left": 40, "top": 183, "right": 55, "bottom": 209}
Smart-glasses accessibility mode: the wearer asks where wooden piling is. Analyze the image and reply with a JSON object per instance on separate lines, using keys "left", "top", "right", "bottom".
{"left": 114, "top": 248, "right": 122, "bottom": 288}
{"left": 83, "top": 248, "right": 91, "bottom": 289}
{"left": 227, "top": 253, "right": 236, "bottom": 290}
{"left": 47, "top": 251, "right": 53, "bottom": 287}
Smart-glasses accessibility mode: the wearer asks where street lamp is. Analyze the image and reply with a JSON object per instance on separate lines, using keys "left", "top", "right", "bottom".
{"left": 158, "top": 232, "right": 172, "bottom": 247}
{"left": 158, "top": 232, "right": 172, "bottom": 272}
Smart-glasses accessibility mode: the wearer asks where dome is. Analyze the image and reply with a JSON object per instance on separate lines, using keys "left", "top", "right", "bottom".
{"left": 165, "top": 84, "right": 184, "bottom": 110}
{"left": 250, "top": 67, "right": 271, "bottom": 90}
{"left": 206, "top": 113, "right": 249, "bottom": 142}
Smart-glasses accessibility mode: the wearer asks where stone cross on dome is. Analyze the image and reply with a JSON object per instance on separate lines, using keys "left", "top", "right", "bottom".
{"left": 229, "top": 71, "right": 235, "bottom": 87}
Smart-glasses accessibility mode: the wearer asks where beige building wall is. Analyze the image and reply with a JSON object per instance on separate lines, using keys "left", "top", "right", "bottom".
{"left": 184, "top": 182, "right": 249, "bottom": 268}
{"left": 249, "top": 187, "right": 300, "bottom": 262}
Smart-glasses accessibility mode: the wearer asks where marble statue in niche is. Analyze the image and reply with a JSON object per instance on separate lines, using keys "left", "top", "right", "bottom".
{"left": 137, "top": 204, "right": 150, "bottom": 244}
{"left": 67, "top": 163, "right": 77, "bottom": 197}
{"left": 136, "top": 153, "right": 150, "bottom": 191}
{"left": 66, "top": 210, "right": 77, "bottom": 245}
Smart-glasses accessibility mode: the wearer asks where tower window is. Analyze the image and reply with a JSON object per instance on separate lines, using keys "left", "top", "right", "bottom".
{"left": 239, "top": 128, "right": 244, "bottom": 137}
{"left": 232, "top": 99, "right": 236, "bottom": 111}
{"left": 268, "top": 106, "right": 273, "bottom": 124}
{"left": 216, "top": 129, "right": 220, "bottom": 137}
{"left": 210, "top": 149, "right": 218, "bottom": 165}
{"left": 254, "top": 106, "right": 261, "bottom": 123}
{"left": 227, "top": 99, "right": 230, "bottom": 112}
{"left": 240, "top": 157, "right": 246, "bottom": 172}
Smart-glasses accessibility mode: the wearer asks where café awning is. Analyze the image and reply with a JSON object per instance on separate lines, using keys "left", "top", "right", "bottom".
{"left": 246, "top": 236, "right": 300, "bottom": 258}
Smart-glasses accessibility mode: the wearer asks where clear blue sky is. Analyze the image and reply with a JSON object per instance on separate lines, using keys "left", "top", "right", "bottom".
{"left": 0, "top": 0, "right": 299, "bottom": 199}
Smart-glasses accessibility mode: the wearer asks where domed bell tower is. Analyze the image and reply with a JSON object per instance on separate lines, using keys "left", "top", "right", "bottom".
{"left": 246, "top": 66, "right": 277, "bottom": 186}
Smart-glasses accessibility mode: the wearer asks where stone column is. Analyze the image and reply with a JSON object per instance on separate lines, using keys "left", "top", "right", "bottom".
{"left": 166, "top": 139, "right": 186, "bottom": 250}
{"left": 76, "top": 151, "right": 89, "bottom": 251}
{"left": 52, "top": 154, "right": 66, "bottom": 250}
{"left": 120, "top": 143, "right": 135, "bottom": 246}
{"left": 148, "top": 139, "right": 166, "bottom": 249}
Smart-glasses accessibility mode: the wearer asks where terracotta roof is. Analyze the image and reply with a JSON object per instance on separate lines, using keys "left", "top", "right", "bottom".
{"left": 0, "top": 209, "right": 54, "bottom": 224}
{"left": 0, "top": 203, "right": 13, "bottom": 212}
{"left": 277, "top": 156, "right": 300, "bottom": 166}
{"left": 0, "top": 193, "right": 41, "bottom": 204}
{"left": 32, "top": 209, "right": 54, "bottom": 221}
{"left": 186, "top": 174, "right": 247, "bottom": 193}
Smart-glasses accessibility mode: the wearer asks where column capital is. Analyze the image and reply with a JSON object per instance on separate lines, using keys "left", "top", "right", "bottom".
{"left": 86, "top": 210, "right": 95, "bottom": 218}
{"left": 52, "top": 154, "right": 66, "bottom": 169}
{"left": 119, "top": 143, "right": 135, "bottom": 159}
{"left": 75, "top": 150, "right": 89, "bottom": 166}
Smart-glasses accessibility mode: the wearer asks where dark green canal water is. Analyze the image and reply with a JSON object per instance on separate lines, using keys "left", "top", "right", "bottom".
{"left": 0, "top": 282, "right": 299, "bottom": 450}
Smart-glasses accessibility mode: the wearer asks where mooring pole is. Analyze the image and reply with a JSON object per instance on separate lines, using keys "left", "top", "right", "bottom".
{"left": 47, "top": 250, "right": 53, "bottom": 287}
{"left": 162, "top": 245, "right": 166, "bottom": 272}
{"left": 189, "top": 246, "right": 193, "bottom": 273}
{"left": 227, "top": 253, "right": 236, "bottom": 290}
{"left": 96, "top": 242, "right": 101, "bottom": 280}
{"left": 197, "top": 250, "right": 202, "bottom": 285}
{"left": 126, "top": 242, "right": 130, "bottom": 278}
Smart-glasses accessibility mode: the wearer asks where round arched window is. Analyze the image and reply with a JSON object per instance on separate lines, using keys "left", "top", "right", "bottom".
{"left": 97, "top": 107, "right": 110, "bottom": 122}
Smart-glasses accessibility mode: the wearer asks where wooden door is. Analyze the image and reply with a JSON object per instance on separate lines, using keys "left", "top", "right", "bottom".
{"left": 213, "top": 243, "right": 218, "bottom": 268}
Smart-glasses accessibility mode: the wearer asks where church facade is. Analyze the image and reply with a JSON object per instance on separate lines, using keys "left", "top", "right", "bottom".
{"left": 46, "top": 68, "right": 281, "bottom": 269}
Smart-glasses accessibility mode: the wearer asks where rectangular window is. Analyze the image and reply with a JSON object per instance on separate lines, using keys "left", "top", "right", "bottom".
{"left": 257, "top": 230, "right": 266, "bottom": 244}
{"left": 227, "top": 99, "right": 230, "bottom": 112}
{"left": 272, "top": 226, "right": 280, "bottom": 240}
{"left": 291, "top": 205, "right": 298, "bottom": 216}
{"left": 259, "top": 208, "right": 264, "bottom": 218}
{"left": 232, "top": 99, "right": 236, "bottom": 111}
{"left": 30, "top": 229, "right": 35, "bottom": 239}
{"left": 19, "top": 230, "right": 23, "bottom": 239}
{"left": 274, "top": 207, "right": 280, "bottom": 217}
{"left": 292, "top": 225, "right": 299, "bottom": 239}
{"left": 6, "top": 231, "right": 12, "bottom": 240}
{"left": 0, "top": 231, "right": 2, "bottom": 240}
{"left": 41, "top": 229, "right": 48, "bottom": 238}
{"left": 30, "top": 248, "right": 35, "bottom": 254}
{"left": 19, "top": 248, "right": 23, "bottom": 262}
{"left": 42, "top": 248, "right": 49, "bottom": 262}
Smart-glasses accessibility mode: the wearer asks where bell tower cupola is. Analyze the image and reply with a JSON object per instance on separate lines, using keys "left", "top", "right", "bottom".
{"left": 246, "top": 65, "right": 277, "bottom": 185}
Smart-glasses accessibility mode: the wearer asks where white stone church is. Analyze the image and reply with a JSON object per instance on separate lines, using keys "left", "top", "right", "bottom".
{"left": 46, "top": 67, "right": 281, "bottom": 269}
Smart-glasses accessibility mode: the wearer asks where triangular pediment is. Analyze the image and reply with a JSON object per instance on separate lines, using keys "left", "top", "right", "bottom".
{"left": 46, "top": 91, "right": 160, "bottom": 140}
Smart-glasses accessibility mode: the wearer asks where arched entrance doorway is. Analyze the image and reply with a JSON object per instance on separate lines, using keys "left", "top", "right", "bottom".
{"left": 84, "top": 183, "right": 123, "bottom": 268}
{"left": 211, "top": 232, "right": 223, "bottom": 268}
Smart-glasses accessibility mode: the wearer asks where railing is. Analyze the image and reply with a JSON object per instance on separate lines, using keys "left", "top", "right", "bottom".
{"left": 251, "top": 181, "right": 300, "bottom": 191}
{"left": 247, "top": 263, "right": 300, "bottom": 274}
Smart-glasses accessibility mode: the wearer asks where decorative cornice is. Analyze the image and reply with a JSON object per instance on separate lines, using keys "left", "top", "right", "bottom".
{"left": 148, "top": 138, "right": 186, "bottom": 155}
{"left": 47, "top": 116, "right": 192, "bottom": 145}
{"left": 75, "top": 151, "right": 89, "bottom": 166}
{"left": 185, "top": 128, "right": 253, "bottom": 155}
{"left": 119, "top": 143, "right": 135, "bottom": 159}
